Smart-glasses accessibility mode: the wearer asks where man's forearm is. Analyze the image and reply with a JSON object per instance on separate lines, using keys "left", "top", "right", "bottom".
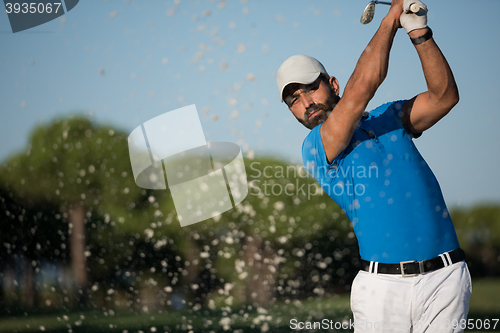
{"left": 410, "top": 28, "right": 459, "bottom": 107}
{"left": 400, "top": 26, "right": 459, "bottom": 135}
{"left": 343, "top": 17, "right": 399, "bottom": 100}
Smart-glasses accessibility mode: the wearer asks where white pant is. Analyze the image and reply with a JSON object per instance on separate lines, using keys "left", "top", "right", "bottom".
{"left": 351, "top": 261, "right": 472, "bottom": 333}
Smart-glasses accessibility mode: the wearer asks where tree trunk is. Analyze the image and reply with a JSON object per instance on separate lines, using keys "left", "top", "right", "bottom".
{"left": 0, "top": 263, "right": 4, "bottom": 303}
{"left": 69, "top": 204, "right": 87, "bottom": 305}
{"left": 243, "top": 236, "right": 276, "bottom": 307}
{"left": 23, "top": 261, "right": 36, "bottom": 308}
{"left": 481, "top": 247, "right": 497, "bottom": 276}
{"left": 2, "top": 266, "right": 16, "bottom": 305}
{"left": 184, "top": 240, "right": 200, "bottom": 284}
{"left": 183, "top": 239, "right": 200, "bottom": 306}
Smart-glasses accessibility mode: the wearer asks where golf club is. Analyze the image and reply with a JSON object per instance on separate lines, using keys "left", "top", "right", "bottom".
{"left": 361, "top": 1, "right": 421, "bottom": 24}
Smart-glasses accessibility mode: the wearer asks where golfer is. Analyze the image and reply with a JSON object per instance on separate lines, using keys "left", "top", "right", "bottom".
{"left": 277, "top": 0, "right": 471, "bottom": 331}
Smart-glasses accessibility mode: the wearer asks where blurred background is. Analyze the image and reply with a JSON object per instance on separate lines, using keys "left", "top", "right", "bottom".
{"left": 1, "top": 0, "right": 499, "bottom": 332}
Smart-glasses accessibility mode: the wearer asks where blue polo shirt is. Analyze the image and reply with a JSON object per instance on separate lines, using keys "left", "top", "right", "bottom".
{"left": 302, "top": 100, "right": 459, "bottom": 263}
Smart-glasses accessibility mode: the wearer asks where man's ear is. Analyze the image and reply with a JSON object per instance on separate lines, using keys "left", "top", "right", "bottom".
{"left": 329, "top": 76, "right": 340, "bottom": 96}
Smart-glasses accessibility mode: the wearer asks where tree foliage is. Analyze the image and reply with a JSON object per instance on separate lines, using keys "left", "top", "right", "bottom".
{"left": 451, "top": 205, "right": 500, "bottom": 276}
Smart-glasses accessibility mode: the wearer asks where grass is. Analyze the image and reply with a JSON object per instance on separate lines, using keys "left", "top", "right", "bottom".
{"left": 467, "top": 278, "right": 500, "bottom": 333}
{"left": 0, "top": 279, "right": 498, "bottom": 332}
{"left": 0, "top": 295, "right": 352, "bottom": 333}
{"left": 469, "top": 278, "right": 500, "bottom": 313}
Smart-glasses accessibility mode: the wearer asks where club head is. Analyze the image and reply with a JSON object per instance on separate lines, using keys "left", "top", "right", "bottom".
{"left": 360, "top": 2, "right": 376, "bottom": 24}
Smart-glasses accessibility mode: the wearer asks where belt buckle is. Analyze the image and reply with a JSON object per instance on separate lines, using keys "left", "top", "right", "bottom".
{"left": 400, "top": 260, "right": 418, "bottom": 277}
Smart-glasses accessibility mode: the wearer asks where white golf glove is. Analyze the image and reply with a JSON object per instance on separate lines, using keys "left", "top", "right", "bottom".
{"left": 400, "top": 0, "right": 428, "bottom": 34}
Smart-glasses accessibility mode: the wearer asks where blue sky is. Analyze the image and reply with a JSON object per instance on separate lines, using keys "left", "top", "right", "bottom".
{"left": 1, "top": 0, "right": 499, "bottom": 207}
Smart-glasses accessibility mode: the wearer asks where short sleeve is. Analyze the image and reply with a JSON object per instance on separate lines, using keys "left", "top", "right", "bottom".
{"left": 391, "top": 100, "right": 422, "bottom": 139}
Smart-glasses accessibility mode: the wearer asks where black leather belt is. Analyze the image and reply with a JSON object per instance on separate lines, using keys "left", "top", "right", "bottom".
{"left": 361, "top": 248, "right": 466, "bottom": 277}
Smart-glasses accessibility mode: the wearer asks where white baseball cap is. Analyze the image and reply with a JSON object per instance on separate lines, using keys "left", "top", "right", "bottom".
{"left": 277, "top": 55, "right": 329, "bottom": 102}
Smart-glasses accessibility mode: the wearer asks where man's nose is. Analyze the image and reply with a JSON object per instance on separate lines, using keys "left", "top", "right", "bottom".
{"left": 301, "top": 93, "right": 314, "bottom": 110}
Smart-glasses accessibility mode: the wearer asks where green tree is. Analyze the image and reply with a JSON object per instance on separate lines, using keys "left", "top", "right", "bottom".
{"left": 451, "top": 205, "right": 500, "bottom": 276}
{"left": 0, "top": 116, "right": 160, "bottom": 305}
{"left": 0, "top": 184, "right": 64, "bottom": 309}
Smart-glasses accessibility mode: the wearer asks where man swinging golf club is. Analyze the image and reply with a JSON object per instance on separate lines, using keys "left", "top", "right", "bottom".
{"left": 277, "top": 0, "right": 471, "bottom": 331}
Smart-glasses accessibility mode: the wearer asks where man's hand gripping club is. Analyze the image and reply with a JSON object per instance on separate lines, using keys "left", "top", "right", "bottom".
{"left": 400, "top": 0, "right": 428, "bottom": 33}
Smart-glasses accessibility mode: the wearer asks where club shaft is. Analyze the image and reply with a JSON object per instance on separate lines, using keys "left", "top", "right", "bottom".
{"left": 374, "top": 1, "right": 391, "bottom": 5}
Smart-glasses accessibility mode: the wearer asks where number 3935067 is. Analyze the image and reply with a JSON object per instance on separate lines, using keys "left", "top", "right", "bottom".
{"left": 5, "top": 2, "right": 62, "bottom": 14}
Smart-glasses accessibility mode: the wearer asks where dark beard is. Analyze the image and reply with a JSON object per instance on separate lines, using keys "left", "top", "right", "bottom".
{"left": 297, "top": 90, "right": 340, "bottom": 130}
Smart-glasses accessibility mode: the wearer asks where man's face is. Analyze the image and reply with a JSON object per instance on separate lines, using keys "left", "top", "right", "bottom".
{"left": 284, "top": 76, "right": 340, "bottom": 130}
